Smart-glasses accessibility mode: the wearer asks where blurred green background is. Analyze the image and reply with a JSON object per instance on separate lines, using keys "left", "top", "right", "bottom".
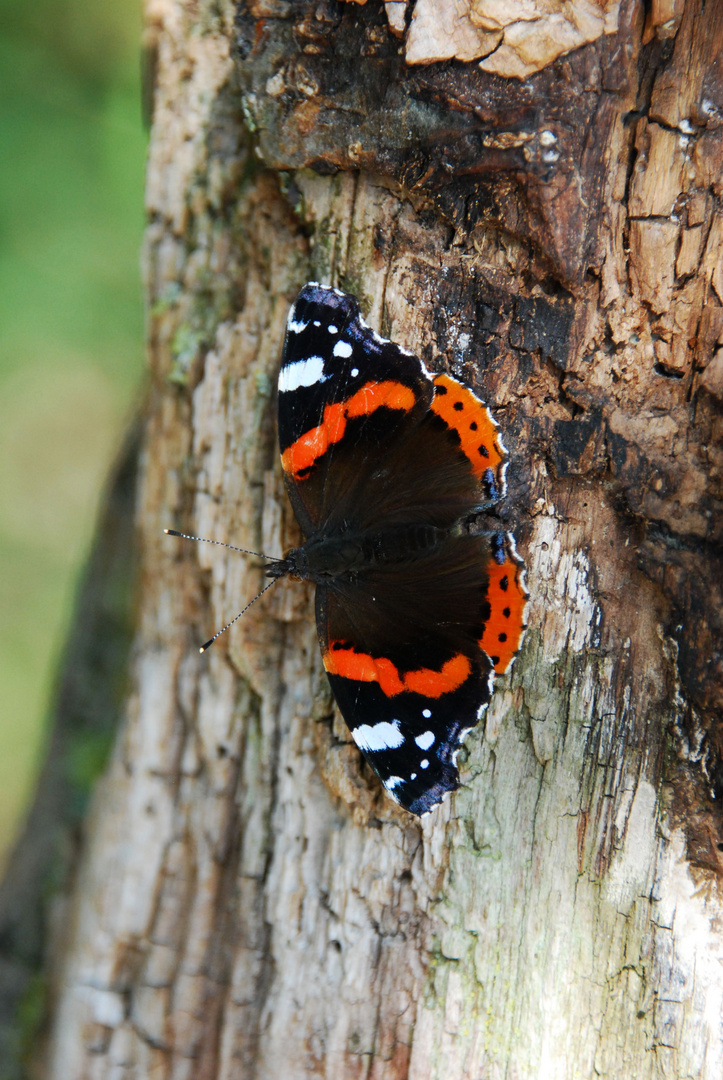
{"left": 0, "top": 0, "right": 146, "bottom": 868}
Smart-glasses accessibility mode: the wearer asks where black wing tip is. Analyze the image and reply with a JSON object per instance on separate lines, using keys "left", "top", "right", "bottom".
{"left": 294, "top": 282, "right": 360, "bottom": 318}
{"left": 386, "top": 758, "right": 462, "bottom": 816}
{"left": 404, "top": 773, "right": 461, "bottom": 816}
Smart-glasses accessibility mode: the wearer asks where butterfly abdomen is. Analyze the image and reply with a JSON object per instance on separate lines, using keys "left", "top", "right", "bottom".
{"left": 275, "top": 524, "right": 451, "bottom": 585}
{"left": 359, "top": 524, "right": 449, "bottom": 566}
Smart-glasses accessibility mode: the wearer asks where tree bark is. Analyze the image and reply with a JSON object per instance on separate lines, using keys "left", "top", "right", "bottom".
{"left": 8, "top": 0, "right": 723, "bottom": 1076}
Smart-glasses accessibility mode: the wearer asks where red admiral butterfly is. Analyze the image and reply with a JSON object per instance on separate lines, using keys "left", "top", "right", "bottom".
{"left": 267, "top": 283, "right": 528, "bottom": 816}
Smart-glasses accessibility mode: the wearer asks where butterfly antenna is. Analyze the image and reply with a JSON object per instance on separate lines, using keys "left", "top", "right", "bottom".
{"left": 199, "top": 577, "right": 279, "bottom": 653}
{"left": 164, "top": 528, "right": 281, "bottom": 561}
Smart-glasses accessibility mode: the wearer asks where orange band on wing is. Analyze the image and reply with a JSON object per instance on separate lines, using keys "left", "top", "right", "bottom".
{"left": 344, "top": 380, "right": 415, "bottom": 418}
{"left": 282, "top": 381, "right": 416, "bottom": 478}
{"left": 403, "top": 653, "right": 471, "bottom": 697}
{"left": 431, "top": 373, "right": 505, "bottom": 482}
{"left": 324, "top": 645, "right": 472, "bottom": 699}
{"left": 479, "top": 552, "right": 528, "bottom": 675}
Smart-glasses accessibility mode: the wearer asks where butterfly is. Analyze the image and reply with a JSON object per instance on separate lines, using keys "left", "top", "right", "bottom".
{"left": 264, "top": 283, "right": 527, "bottom": 815}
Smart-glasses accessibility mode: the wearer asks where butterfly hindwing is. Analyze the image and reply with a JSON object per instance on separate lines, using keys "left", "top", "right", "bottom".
{"left": 325, "top": 644, "right": 493, "bottom": 816}
{"left": 315, "top": 536, "right": 496, "bottom": 814}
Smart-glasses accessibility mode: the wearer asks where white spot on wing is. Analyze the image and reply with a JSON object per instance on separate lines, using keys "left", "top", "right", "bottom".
{"left": 333, "top": 341, "right": 353, "bottom": 359}
{"left": 422, "top": 708, "right": 432, "bottom": 718}
{"left": 328, "top": 325, "right": 338, "bottom": 334}
{"left": 278, "top": 356, "right": 326, "bottom": 393}
{"left": 415, "top": 731, "right": 435, "bottom": 751}
{"left": 352, "top": 720, "right": 405, "bottom": 753}
{"left": 351, "top": 367, "right": 359, "bottom": 377}
{"left": 287, "top": 318, "right": 308, "bottom": 335}
{"left": 420, "top": 759, "right": 429, "bottom": 769}
{"left": 383, "top": 775, "right": 404, "bottom": 790}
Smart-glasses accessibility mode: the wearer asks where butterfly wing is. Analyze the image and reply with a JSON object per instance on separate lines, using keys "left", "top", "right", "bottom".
{"left": 278, "top": 283, "right": 434, "bottom": 536}
{"left": 316, "top": 532, "right": 496, "bottom": 815}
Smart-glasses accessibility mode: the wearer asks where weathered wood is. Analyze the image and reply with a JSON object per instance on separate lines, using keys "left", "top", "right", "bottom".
{"left": 9, "top": 0, "right": 723, "bottom": 1076}
{"left": 0, "top": 427, "right": 139, "bottom": 1080}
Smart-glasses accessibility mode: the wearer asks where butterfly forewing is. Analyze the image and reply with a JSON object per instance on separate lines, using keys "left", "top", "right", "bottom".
{"left": 278, "top": 285, "right": 434, "bottom": 534}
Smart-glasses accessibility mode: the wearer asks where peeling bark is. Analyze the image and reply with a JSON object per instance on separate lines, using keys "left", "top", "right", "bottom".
{"left": 5, "top": 0, "right": 722, "bottom": 1076}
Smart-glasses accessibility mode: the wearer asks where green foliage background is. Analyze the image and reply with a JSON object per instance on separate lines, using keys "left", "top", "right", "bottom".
{"left": 0, "top": 0, "right": 146, "bottom": 865}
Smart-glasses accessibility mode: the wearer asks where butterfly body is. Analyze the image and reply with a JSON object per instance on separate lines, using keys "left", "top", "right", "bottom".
{"left": 268, "top": 523, "right": 453, "bottom": 583}
{"left": 275, "top": 283, "right": 528, "bottom": 816}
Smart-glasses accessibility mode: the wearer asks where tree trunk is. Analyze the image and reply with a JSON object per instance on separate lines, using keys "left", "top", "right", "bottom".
{"left": 8, "top": 0, "right": 723, "bottom": 1076}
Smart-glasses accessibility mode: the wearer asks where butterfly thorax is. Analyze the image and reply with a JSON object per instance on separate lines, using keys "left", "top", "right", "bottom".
{"left": 267, "top": 524, "right": 449, "bottom": 585}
